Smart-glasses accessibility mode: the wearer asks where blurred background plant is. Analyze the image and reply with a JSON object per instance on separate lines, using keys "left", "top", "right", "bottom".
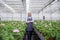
{"left": 34, "top": 20, "right": 60, "bottom": 40}
{"left": 0, "top": 21, "right": 26, "bottom": 40}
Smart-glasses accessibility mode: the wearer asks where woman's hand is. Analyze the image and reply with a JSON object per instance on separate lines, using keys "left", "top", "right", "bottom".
{"left": 27, "top": 21, "right": 33, "bottom": 23}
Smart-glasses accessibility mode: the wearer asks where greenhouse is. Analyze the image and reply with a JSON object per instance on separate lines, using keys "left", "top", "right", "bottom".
{"left": 0, "top": 0, "right": 60, "bottom": 40}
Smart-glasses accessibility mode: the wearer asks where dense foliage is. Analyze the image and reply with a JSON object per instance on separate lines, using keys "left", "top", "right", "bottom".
{"left": 34, "top": 20, "right": 60, "bottom": 40}
{"left": 0, "top": 21, "right": 26, "bottom": 40}
{"left": 0, "top": 20, "right": 60, "bottom": 40}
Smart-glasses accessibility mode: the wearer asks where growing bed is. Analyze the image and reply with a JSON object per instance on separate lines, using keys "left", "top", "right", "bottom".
{"left": 34, "top": 20, "right": 60, "bottom": 40}
{"left": 0, "top": 21, "right": 26, "bottom": 40}
{"left": 0, "top": 20, "right": 60, "bottom": 40}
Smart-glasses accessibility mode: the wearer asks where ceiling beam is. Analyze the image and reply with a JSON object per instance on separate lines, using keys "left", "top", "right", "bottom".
{"left": 38, "top": 0, "right": 55, "bottom": 13}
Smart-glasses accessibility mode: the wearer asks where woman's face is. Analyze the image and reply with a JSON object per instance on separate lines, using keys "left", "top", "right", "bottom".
{"left": 28, "top": 12, "right": 31, "bottom": 17}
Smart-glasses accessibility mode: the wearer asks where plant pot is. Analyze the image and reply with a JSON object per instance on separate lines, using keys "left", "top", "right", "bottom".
{"left": 40, "top": 32, "right": 44, "bottom": 36}
{"left": 47, "top": 37, "right": 56, "bottom": 40}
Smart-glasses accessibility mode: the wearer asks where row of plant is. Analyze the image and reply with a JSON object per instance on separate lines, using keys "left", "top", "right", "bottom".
{"left": 0, "top": 21, "right": 26, "bottom": 40}
{"left": 34, "top": 20, "right": 60, "bottom": 40}
{"left": 0, "top": 20, "right": 60, "bottom": 40}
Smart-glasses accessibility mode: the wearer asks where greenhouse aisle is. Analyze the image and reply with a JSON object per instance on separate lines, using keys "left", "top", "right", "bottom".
{"left": 23, "top": 28, "right": 44, "bottom": 40}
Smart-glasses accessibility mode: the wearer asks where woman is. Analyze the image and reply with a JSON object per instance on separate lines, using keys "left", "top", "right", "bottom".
{"left": 26, "top": 12, "right": 34, "bottom": 40}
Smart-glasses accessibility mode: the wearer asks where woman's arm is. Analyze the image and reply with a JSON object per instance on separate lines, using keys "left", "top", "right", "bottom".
{"left": 26, "top": 17, "right": 34, "bottom": 23}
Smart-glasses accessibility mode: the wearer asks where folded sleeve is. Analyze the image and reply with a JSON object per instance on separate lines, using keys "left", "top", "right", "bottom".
{"left": 26, "top": 17, "right": 34, "bottom": 23}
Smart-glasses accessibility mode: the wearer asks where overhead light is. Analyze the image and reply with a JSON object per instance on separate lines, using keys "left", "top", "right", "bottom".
{"left": 55, "top": 0, "right": 60, "bottom": 1}
{"left": 55, "top": 0, "right": 58, "bottom": 1}
{"left": 26, "top": 0, "right": 30, "bottom": 13}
